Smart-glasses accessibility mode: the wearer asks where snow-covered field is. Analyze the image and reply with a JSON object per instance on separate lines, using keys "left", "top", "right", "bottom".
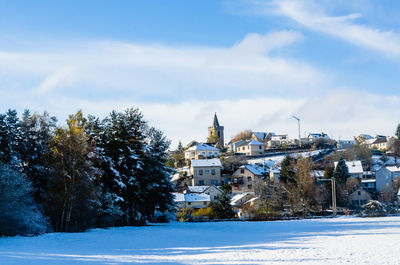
{"left": 1, "top": 216, "right": 400, "bottom": 264}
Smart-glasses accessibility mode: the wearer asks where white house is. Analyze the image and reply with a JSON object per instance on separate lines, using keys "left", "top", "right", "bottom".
{"left": 375, "top": 166, "right": 400, "bottom": 192}
{"left": 307, "top": 133, "right": 330, "bottom": 141}
{"left": 334, "top": 160, "right": 364, "bottom": 179}
{"left": 184, "top": 185, "right": 223, "bottom": 201}
{"left": 185, "top": 143, "right": 220, "bottom": 160}
{"left": 231, "top": 164, "right": 266, "bottom": 193}
{"left": 172, "top": 192, "right": 211, "bottom": 209}
{"left": 236, "top": 140, "right": 265, "bottom": 156}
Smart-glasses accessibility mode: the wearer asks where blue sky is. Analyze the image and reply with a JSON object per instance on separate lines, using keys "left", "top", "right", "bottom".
{"left": 1, "top": 0, "right": 400, "bottom": 147}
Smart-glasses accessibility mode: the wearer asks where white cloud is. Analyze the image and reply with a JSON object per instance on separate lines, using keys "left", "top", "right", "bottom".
{"left": 0, "top": 30, "right": 323, "bottom": 102}
{"left": 265, "top": 0, "right": 400, "bottom": 58}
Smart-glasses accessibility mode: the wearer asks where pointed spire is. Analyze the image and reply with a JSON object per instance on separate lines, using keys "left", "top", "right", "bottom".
{"left": 213, "top": 112, "right": 220, "bottom": 128}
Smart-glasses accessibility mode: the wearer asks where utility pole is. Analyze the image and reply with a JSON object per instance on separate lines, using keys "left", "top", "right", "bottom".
{"left": 292, "top": 116, "right": 301, "bottom": 147}
{"left": 319, "top": 178, "right": 337, "bottom": 216}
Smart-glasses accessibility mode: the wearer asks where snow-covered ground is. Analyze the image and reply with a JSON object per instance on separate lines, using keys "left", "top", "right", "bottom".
{"left": 1, "top": 216, "right": 400, "bottom": 264}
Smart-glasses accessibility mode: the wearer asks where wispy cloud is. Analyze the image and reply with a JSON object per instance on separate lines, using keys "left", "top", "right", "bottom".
{"left": 0, "top": 30, "right": 323, "bottom": 102}
{"left": 258, "top": 0, "right": 400, "bottom": 58}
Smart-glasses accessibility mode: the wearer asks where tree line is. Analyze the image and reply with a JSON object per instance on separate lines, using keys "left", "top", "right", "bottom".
{"left": 0, "top": 108, "right": 174, "bottom": 236}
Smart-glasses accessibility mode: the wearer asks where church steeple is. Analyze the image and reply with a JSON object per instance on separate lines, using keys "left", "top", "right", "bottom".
{"left": 208, "top": 113, "right": 224, "bottom": 146}
{"left": 213, "top": 112, "right": 220, "bottom": 128}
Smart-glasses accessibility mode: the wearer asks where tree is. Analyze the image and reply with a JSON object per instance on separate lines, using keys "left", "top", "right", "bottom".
{"left": 210, "top": 192, "right": 234, "bottom": 219}
{"left": 141, "top": 127, "right": 175, "bottom": 220}
{"left": 45, "top": 110, "right": 99, "bottom": 232}
{"left": 396, "top": 123, "right": 400, "bottom": 139}
{"left": 172, "top": 141, "right": 185, "bottom": 168}
{"left": 280, "top": 156, "right": 295, "bottom": 183}
{"left": 18, "top": 110, "right": 57, "bottom": 206}
{"left": 284, "top": 158, "right": 317, "bottom": 216}
{"left": 334, "top": 157, "right": 350, "bottom": 184}
{"left": 231, "top": 129, "right": 252, "bottom": 143}
{"left": 0, "top": 163, "right": 47, "bottom": 236}
{"left": 0, "top": 109, "right": 22, "bottom": 165}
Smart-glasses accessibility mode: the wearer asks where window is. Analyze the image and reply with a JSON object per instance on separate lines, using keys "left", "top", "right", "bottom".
{"left": 248, "top": 184, "right": 252, "bottom": 189}
{"left": 199, "top": 180, "right": 204, "bottom": 185}
{"left": 203, "top": 201, "right": 207, "bottom": 205}
{"left": 358, "top": 191, "right": 361, "bottom": 196}
{"left": 211, "top": 180, "right": 218, "bottom": 185}
{"left": 205, "top": 169, "right": 210, "bottom": 174}
{"left": 247, "top": 176, "right": 252, "bottom": 182}
{"left": 211, "top": 169, "right": 216, "bottom": 175}
{"left": 199, "top": 169, "right": 203, "bottom": 175}
{"left": 259, "top": 146, "right": 262, "bottom": 150}
{"left": 188, "top": 202, "right": 191, "bottom": 205}
{"left": 240, "top": 169, "right": 245, "bottom": 174}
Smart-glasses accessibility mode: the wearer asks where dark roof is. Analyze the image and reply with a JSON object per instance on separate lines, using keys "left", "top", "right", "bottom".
{"left": 213, "top": 113, "right": 220, "bottom": 128}
{"left": 372, "top": 137, "right": 387, "bottom": 144}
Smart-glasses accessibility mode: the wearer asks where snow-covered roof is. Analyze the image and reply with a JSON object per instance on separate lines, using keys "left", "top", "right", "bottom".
{"left": 242, "top": 165, "right": 264, "bottom": 176}
{"left": 361, "top": 179, "right": 376, "bottom": 183}
{"left": 252, "top": 132, "right": 267, "bottom": 141}
{"left": 308, "top": 133, "right": 330, "bottom": 139}
{"left": 185, "top": 193, "right": 210, "bottom": 202}
{"left": 173, "top": 192, "right": 185, "bottom": 202}
{"left": 188, "top": 143, "right": 219, "bottom": 152}
{"left": 311, "top": 170, "right": 325, "bottom": 178}
{"left": 244, "top": 197, "right": 260, "bottom": 204}
{"left": 386, "top": 166, "right": 400, "bottom": 172}
{"left": 248, "top": 140, "right": 264, "bottom": 145}
{"left": 334, "top": 160, "right": 363, "bottom": 174}
{"left": 187, "top": 186, "right": 209, "bottom": 193}
{"left": 359, "top": 134, "right": 373, "bottom": 140}
{"left": 230, "top": 193, "right": 253, "bottom": 206}
{"left": 191, "top": 158, "right": 222, "bottom": 168}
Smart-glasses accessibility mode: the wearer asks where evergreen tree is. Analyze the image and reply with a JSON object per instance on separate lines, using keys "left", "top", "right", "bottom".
{"left": 334, "top": 157, "right": 350, "bottom": 184}
{"left": 141, "top": 127, "right": 175, "bottom": 220}
{"left": 396, "top": 123, "right": 400, "bottom": 139}
{"left": 0, "top": 109, "right": 22, "bottom": 165}
{"left": 0, "top": 163, "right": 47, "bottom": 236}
{"left": 18, "top": 110, "right": 57, "bottom": 205}
{"left": 210, "top": 192, "right": 234, "bottom": 219}
{"left": 280, "top": 156, "right": 295, "bottom": 183}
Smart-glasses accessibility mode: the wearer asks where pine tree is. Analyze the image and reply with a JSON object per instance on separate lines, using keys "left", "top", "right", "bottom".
{"left": 0, "top": 163, "right": 47, "bottom": 236}
{"left": 0, "top": 109, "right": 22, "bottom": 165}
{"left": 280, "top": 156, "right": 295, "bottom": 183}
{"left": 18, "top": 110, "right": 57, "bottom": 205}
{"left": 334, "top": 157, "right": 350, "bottom": 184}
{"left": 210, "top": 192, "right": 234, "bottom": 219}
{"left": 141, "top": 127, "right": 175, "bottom": 220}
{"left": 396, "top": 123, "right": 400, "bottom": 139}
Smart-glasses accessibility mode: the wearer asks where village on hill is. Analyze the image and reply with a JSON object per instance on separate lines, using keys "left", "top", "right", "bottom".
{"left": 169, "top": 113, "right": 400, "bottom": 220}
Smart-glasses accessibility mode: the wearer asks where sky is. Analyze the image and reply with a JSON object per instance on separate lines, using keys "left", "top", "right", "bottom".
{"left": 1, "top": 0, "right": 400, "bottom": 148}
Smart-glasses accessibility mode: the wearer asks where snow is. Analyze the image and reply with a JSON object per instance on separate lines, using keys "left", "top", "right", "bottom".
{"left": 334, "top": 160, "right": 363, "bottom": 174}
{"left": 1, "top": 217, "right": 400, "bottom": 264}
{"left": 191, "top": 158, "right": 222, "bottom": 167}
{"left": 184, "top": 193, "right": 210, "bottom": 202}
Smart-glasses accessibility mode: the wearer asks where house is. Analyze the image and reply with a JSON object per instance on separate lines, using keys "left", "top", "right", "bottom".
{"left": 184, "top": 143, "right": 220, "bottom": 161}
{"left": 348, "top": 187, "right": 371, "bottom": 208}
{"left": 230, "top": 192, "right": 255, "bottom": 207}
{"left": 375, "top": 166, "right": 400, "bottom": 192}
{"left": 184, "top": 185, "right": 223, "bottom": 201}
{"left": 231, "top": 164, "right": 266, "bottom": 193}
{"left": 356, "top": 134, "right": 374, "bottom": 143}
{"left": 267, "top": 134, "right": 288, "bottom": 148}
{"left": 190, "top": 158, "right": 223, "bottom": 186}
{"left": 367, "top": 137, "right": 389, "bottom": 151}
{"left": 227, "top": 139, "right": 248, "bottom": 153}
{"left": 251, "top": 132, "right": 267, "bottom": 142}
{"left": 269, "top": 167, "right": 281, "bottom": 184}
{"left": 236, "top": 197, "right": 263, "bottom": 220}
{"left": 307, "top": 133, "right": 330, "bottom": 141}
{"left": 171, "top": 166, "right": 191, "bottom": 189}
{"left": 337, "top": 140, "right": 355, "bottom": 149}
{"left": 236, "top": 140, "right": 265, "bottom": 156}
{"left": 334, "top": 160, "right": 363, "bottom": 179}
{"left": 361, "top": 179, "right": 376, "bottom": 191}
{"left": 172, "top": 192, "right": 211, "bottom": 209}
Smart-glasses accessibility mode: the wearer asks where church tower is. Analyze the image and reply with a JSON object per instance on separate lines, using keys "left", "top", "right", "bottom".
{"left": 208, "top": 113, "right": 224, "bottom": 146}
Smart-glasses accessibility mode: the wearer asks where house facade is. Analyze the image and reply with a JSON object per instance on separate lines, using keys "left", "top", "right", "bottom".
{"left": 231, "top": 165, "right": 265, "bottom": 193}
{"left": 236, "top": 140, "right": 265, "bottom": 156}
{"left": 348, "top": 187, "right": 371, "bottom": 208}
{"left": 184, "top": 143, "right": 220, "bottom": 161}
{"left": 172, "top": 192, "right": 211, "bottom": 209}
{"left": 190, "top": 158, "right": 223, "bottom": 186}
{"left": 334, "top": 160, "right": 364, "bottom": 179}
{"left": 375, "top": 166, "right": 400, "bottom": 192}
{"left": 184, "top": 185, "right": 223, "bottom": 201}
